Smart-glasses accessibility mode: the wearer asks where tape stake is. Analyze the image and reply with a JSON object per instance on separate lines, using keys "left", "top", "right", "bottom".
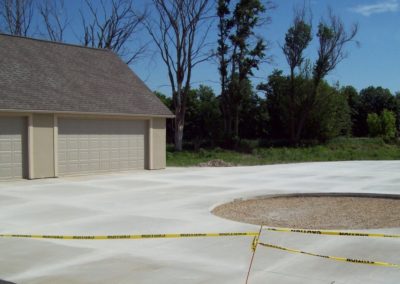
{"left": 245, "top": 225, "right": 263, "bottom": 284}
{"left": 259, "top": 242, "right": 400, "bottom": 268}
{"left": 264, "top": 227, "right": 400, "bottom": 238}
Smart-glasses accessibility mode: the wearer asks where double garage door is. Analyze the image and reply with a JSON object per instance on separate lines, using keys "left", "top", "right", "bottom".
{"left": 0, "top": 116, "right": 146, "bottom": 180}
{"left": 58, "top": 118, "right": 146, "bottom": 176}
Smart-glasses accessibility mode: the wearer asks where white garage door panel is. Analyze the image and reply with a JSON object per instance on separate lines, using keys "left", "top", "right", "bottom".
{"left": 58, "top": 118, "right": 146, "bottom": 176}
{"left": 0, "top": 117, "right": 27, "bottom": 180}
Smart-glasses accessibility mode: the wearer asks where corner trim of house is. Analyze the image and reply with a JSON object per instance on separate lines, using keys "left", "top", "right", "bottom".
{"left": 53, "top": 115, "right": 58, "bottom": 177}
{"left": 28, "top": 114, "right": 34, "bottom": 179}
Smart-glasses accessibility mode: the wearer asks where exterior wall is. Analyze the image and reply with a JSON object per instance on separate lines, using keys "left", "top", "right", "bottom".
{"left": 31, "top": 114, "right": 55, "bottom": 178}
{"left": 149, "top": 118, "right": 166, "bottom": 169}
{"left": 0, "top": 111, "right": 169, "bottom": 180}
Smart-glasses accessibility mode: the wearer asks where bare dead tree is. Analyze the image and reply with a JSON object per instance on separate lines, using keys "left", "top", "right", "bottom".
{"left": 80, "top": 0, "right": 148, "bottom": 64}
{"left": 145, "top": 0, "right": 213, "bottom": 151}
{"left": 0, "top": 0, "right": 33, "bottom": 36}
{"left": 313, "top": 10, "right": 359, "bottom": 84}
{"left": 38, "top": 0, "right": 68, "bottom": 42}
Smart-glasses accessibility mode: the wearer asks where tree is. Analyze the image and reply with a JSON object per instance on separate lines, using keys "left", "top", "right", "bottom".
{"left": 0, "top": 0, "right": 33, "bottom": 36}
{"left": 217, "top": 0, "right": 272, "bottom": 146}
{"left": 258, "top": 70, "right": 289, "bottom": 139}
{"left": 307, "top": 82, "right": 351, "bottom": 141}
{"left": 38, "top": 0, "right": 68, "bottom": 42}
{"left": 278, "top": 8, "right": 358, "bottom": 143}
{"left": 367, "top": 110, "right": 396, "bottom": 140}
{"left": 395, "top": 92, "right": 400, "bottom": 132}
{"left": 282, "top": 7, "right": 312, "bottom": 143}
{"left": 381, "top": 110, "right": 396, "bottom": 140}
{"left": 367, "top": 113, "right": 382, "bottom": 137}
{"left": 184, "top": 86, "right": 222, "bottom": 149}
{"left": 238, "top": 80, "right": 268, "bottom": 140}
{"left": 340, "top": 85, "right": 361, "bottom": 136}
{"left": 358, "top": 86, "right": 396, "bottom": 136}
{"left": 80, "top": 0, "right": 148, "bottom": 64}
{"left": 145, "top": 0, "right": 213, "bottom": 151}
{"left": 259, "top": 70, "right": 351, "bottom": 142}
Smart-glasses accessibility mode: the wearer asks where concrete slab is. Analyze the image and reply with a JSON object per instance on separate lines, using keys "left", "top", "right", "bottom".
{"left": 0, "top": 161, "right": 399, "bottom": 283}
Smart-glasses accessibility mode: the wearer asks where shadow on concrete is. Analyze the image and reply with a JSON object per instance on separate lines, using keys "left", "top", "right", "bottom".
{"left": 0, "top": 279, "right": 17, "bottom": 284}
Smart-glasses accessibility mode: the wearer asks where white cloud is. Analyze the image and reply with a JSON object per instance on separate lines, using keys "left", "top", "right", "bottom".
{"left": 351, "top": 0, "right": 399, "bottom": 16}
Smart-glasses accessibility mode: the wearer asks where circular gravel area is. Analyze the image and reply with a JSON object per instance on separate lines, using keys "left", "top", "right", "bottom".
{"left": 212, "top": 193, "right": 400, "bottom": 229}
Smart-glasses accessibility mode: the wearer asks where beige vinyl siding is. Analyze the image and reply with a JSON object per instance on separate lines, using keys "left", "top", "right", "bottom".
{"left": 0, "top": 117, "right": 27, "bottom": 179}
{"left": 150, "top": 118, "right": 166, "bottom": 169}
{"left": 58, "top": 118, "right": 146, "bottom": 175}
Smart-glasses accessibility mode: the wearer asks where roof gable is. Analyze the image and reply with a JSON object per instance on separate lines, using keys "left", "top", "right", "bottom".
{"left": 0, "top": 34, "right": 173, "bottom": 117}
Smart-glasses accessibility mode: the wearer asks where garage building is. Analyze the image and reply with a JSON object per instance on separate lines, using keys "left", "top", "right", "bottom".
{"left": 0, "top": 34, "right": 173, "bottom": 180}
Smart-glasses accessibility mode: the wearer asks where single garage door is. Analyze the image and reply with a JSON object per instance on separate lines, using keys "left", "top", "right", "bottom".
{"left": 0, "top": 117, "right": 27, "bottom": 180}
{"left": 58, "top": 118, "right": 146, "bottom": 176}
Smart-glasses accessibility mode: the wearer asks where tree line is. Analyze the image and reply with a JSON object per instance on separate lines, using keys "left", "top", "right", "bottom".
{"left": 157, "top": 81, "right": 400, "bottom": 149}
{"left": 1, "top": 1, "right": 398, "bottom": 150}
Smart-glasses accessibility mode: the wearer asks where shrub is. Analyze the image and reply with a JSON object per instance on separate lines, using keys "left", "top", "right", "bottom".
{"left": 367, "top": 113, "right": 382, "bottom": 137}
{"left": 381, "top": 110, "right": 396, "bottom": 140}
{"left": 367, "top": 110, "right": 397, "bottom": 140}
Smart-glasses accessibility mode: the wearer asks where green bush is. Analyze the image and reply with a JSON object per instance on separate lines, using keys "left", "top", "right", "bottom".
{"left": 367, "top": 110, "right": 397, "bottom": 140}
{"left": 367, "top": 113, "right": 382, "bottom": 137}
{"left": 381, "top": 110, "right": 397, "bottom": 140}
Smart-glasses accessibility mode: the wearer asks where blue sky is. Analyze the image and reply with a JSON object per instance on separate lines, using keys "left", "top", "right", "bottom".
{"left": 59, "top": 0, "right": 400, "bottom": 96}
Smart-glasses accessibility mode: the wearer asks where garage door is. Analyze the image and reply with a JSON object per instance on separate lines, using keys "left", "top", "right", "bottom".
{"left": 58, "top": 118, "right": 146, "bottom": 176}
{"left": 0, "top": 117, "right": 27, "bottom": 180}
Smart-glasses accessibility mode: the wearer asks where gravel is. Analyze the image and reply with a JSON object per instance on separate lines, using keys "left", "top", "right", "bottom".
{"left": 198, "top": 159, "right": 235, "bottom": 167}
{"left": 212, "top": 195, "right": 400, "bottom": 229}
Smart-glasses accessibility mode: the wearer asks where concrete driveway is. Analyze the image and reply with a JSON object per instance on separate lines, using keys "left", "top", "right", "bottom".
{"left": 0, "top": 161, "right": 399, "bottom": 284}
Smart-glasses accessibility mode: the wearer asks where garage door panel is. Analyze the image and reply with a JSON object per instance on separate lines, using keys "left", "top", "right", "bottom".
{"left": 0, "top": 117, "right": 27, "bottom": 180}
{"left": 58, "top": 118, "right": 146, "bottom": 176}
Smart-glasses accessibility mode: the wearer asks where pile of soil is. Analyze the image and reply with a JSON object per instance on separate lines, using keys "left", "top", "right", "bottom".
{"left": 198, "top": 159, "right": 235, "bottom": 167}
{"left": 212, "top": 194, "right": 400, "bottom": 229}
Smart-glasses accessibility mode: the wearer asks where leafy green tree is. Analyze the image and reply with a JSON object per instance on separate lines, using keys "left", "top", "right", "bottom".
{"left": 269, "top": 7, "right": 357, "bottom": 144}
{"left": 367, "top": 113, "right": 382, "bottom": 137}
{"left": 340, "top": 86, "right": 361, "bottom": 136}
{"left": 184, "top": 86, "right": 222, "bottom": 149}
{"left": 238, "top": 80, "right": 269, "bottom": 140}
{"left": 367, "top": 110, "right": 396, "bottom": 140}
{"left": 259, "top": 71, "right": 351, "bottom": 142}
{"left": 295, "top": 12, "right": 357, "bottom": 143}
{"left": 381, "top": 110, "right": 397, "bottom": 140}
{"left": 282, "top": 8, "right": 312, "bottom": 143}
{"left": 358, "top": 86, "right": 396, "bottom": 136}
{"left": 154, "top": 91, "right": 173, "bottom": 110}
{"left": 308, "top": 82, "right": 351, "bottom": 141}
{"left": 217, "top": 0, "right": 272, "bottom": 147}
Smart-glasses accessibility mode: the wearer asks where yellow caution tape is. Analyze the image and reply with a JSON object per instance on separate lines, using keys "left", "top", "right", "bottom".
{"left": 0, "top": 232, "right": 259, "bottom": 240}
{"left": 264, "top": 227, "right": 400, "bottom": 238}
{"left": 251, "top": 235, "right": 259, "bottom": 252}
{"left": 259, "top": 242, "right": 400, "bottom": 268}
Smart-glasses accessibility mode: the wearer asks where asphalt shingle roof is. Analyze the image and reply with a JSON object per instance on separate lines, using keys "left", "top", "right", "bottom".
{"left": 0, "top": 34, "right": 173, "bottom": 117}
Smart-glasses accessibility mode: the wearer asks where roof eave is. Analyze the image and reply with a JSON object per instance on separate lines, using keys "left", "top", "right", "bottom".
{"left": 0, "top": 109, "right": 175, "bottom": 119}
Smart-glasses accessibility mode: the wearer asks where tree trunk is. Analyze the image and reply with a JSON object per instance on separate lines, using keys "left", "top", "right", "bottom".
{"left": 234, "top": 107, "right": 239, "bottom": 139}
{"left": 294, "top": 111, "right": 306, "bottom": 143}
{"left": 289, "top": 69, "right": 296, "bottom": 145}
{"left": 174, "top": 111, "right": 184, "bottom": 151}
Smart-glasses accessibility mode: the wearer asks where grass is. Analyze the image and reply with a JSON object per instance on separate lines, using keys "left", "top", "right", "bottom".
{"left": 166, "top": 137, "right": 400, "bottom": 167}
